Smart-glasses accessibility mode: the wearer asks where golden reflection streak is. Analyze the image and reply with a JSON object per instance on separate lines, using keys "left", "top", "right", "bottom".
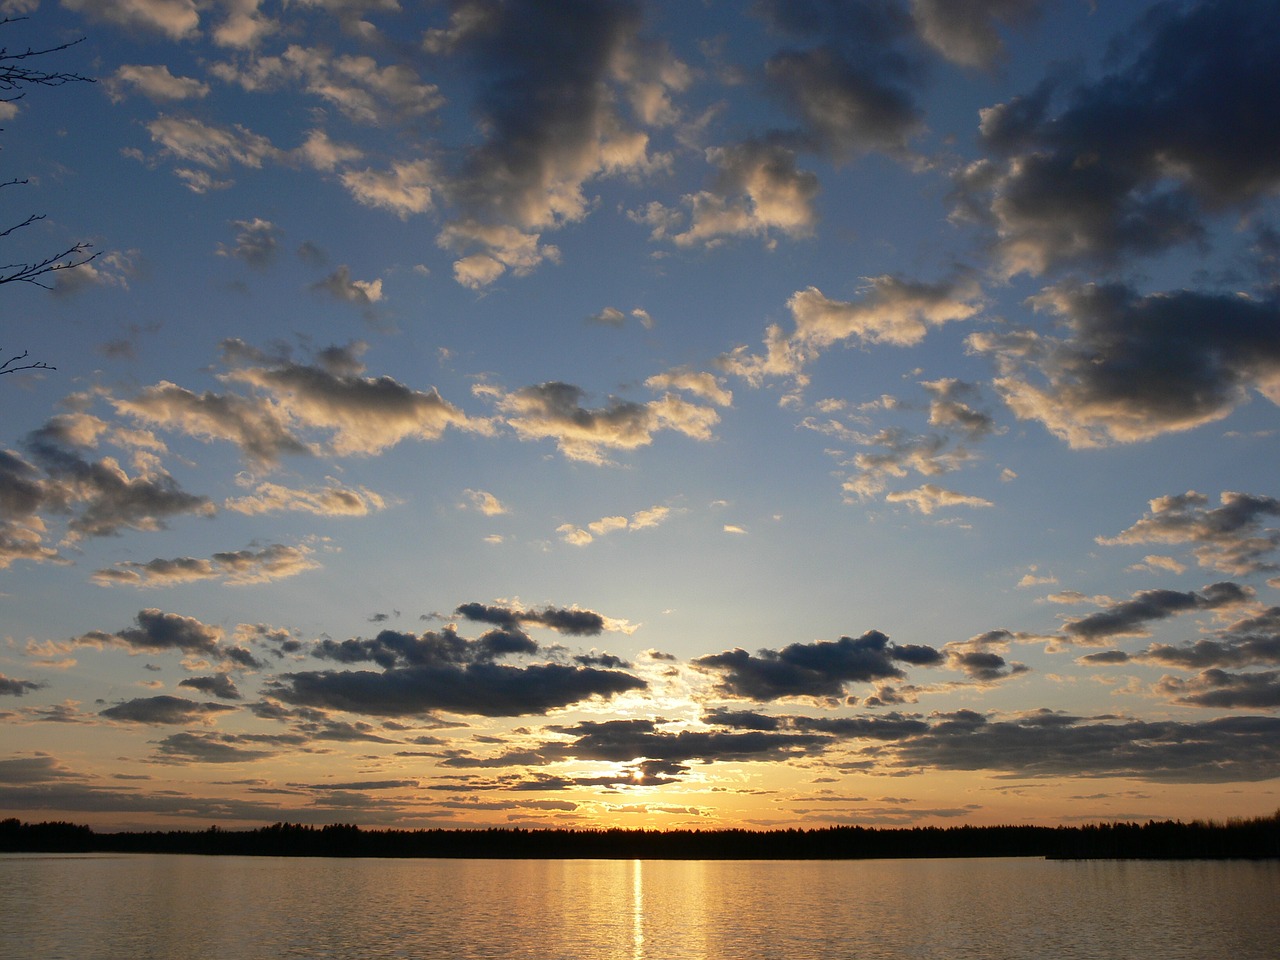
{"left": 632, "top": 858, "right": 644, "bottom": 960}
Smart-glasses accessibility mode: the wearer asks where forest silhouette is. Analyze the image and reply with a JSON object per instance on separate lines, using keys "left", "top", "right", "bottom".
{"left": 3, "top": 813, "right": 1278, "bottom": 860}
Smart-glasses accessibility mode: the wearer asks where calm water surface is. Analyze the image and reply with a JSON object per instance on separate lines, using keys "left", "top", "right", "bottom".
{"left": 2, "top": 854, "right": 1276, "bottom": 959}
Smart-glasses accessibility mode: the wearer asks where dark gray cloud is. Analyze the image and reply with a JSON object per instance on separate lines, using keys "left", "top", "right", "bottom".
{"left": 961, "top": 0, "right": 1280, "bottom": 276}
{"left": 445, "top": 0, "right": 642, "bottom": 224}
{"left": 269, "top": 661, "right": 646, "bottom": 718}
{"left": 153, "top": 731, "right": 281, "bottom": 763}
{"left": 893, "top": 711, "right": 1280, "bottom": 782}
{"left": 693, "top": 630, "right": 942, "bottom": 700}
{"left": 948, "top": 649, "right": 1029, "bottom": 683}
{"left": 74, "top": 608, "right": 225, "bottom": 659}
{"left": 99, "top": 695, "right": 238, "bottom": 725}
{"left": 922, "top": 378, "right": 998, "bottom": 440}
{"left": 1098, "top": 491, "right": 1280, "bottom": 575}
{"left": 0, "top": 449, "right": 47, "bottom": 518}
{"left": 1061, "top": 581, "right": 1251, "bottom": 644}
{"left": 0, "top": 755, "right": 86, "bottom": 785}
{"left": 757, "top": 0, "right": 922, "bottom": 158}
{"left": 313, "top": 625, "right": 538, "bottom": 669}
{"left": 219, "top": 218, "right": 280, "bottom": 268}
{"left": 455, "top": 602, "right": 607, "bottom": 636}
{"left": 1155, "top": 669, "right": 1280, "bottom": 710}
{"left": 23, "top": 419, "right": 215, "bottom": 540}
{"left": 548, "top": 718, "right": 830, "bottom": 764}
{"left": 311, "top": 265, "right": 382, "bottom": 306}
{"left": 0, "top": 674, "right": 43, "bottom": 696}
{"left": 1129, "top": 609, "right": 1280, "bottom": 671}
{"left": 974, "top": 284, "right": 1280, "bottom": 448}
{"left": 427, "top": 0, "right": 669, "bottom": 283}
{"left": 574, "top": 652, "right": 631, "bottom": 669}
{"left": 765, "top": 46, "right": 920, "bottom": 159}
{"left": 178, "top": 674, "right": 242, "bottom": 700}
{"left": 787, "top": 713, "right": 931, "bottom": 740}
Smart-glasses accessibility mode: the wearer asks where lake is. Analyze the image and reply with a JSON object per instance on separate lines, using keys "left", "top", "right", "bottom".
{"left": 2, "top": 854, "right": 1276, "bottom": 959}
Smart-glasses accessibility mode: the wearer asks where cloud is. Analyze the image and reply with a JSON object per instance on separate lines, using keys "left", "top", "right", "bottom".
{"left": 1155, "top": 669, "right": 1280, "bottom": 710}
{"left": 546, "top": 718, "right": 830, "bottom": 767}
{"left": 211, "top": 41, "right": 443, "bottom": 124}
{"left": 557, "top": 505, "right": 671, "bottom": 545}
{"left": 789, "top": 276, "right": 983, "bottom": 350}
{"left": 23, "top": 420, "right": 215, "bottom": 541}
{"left": 0, "top": 674, "right": 43, "bottom": 696}
{"left": 212, "top": 0, "right": 277, "bottom": 48}
{"left": 145, "top": 115, "right": 283, "bottom": 182}
{"left": 111, "top": 381, "right": 310, "bottom": 465}
{"left": 107, "top": 64, "right": 210, "bottom": 102}
{"left": 960, "top": 1, "right": 1280, "bottom": 276}
{"left": 70, "top": 608, "right": 231, "bottom": 660}
{"left": 269, "top": 661, "right": 646, "bottom": 718}
{"left": 434, "top": 0, "right": 669, "bottom": 283}
{"left": 477, "top": 381, "right": 717, "bottom": 465}
{"left": 1119, "top": 608, "right": 1280, "bottom": 672}
{"left": 454, "top": 602, "right": 611, "bottom": 637}
{"left": 891, "top": 711, "right": 1280, "bottom": 783}
{"left": 91, "top": 543, "right": 319, "bottom": 587}
{"left": 765, "top": 47, "right": 920, "bottom": 159}
{"left": 693, "top": 631, "right": 942, "bottom": 701}
{"left": 836, "top": 427, "right": 977, "bottom": 501}
{"left": 224, "top": 480, "right": 385, "bottom": 517}
{"left": 756, "top": 0, "right": 924, "bottom": 158}
{"left": 312, "top": 625, "right": 539, "bottom": 670}
{"left": 722, "top": 275, "right": 982, "bottom": 391}
{"left": 1098, "top": 491, "right": 1280, "bottom": 576}
{"left": 459, "top": 489, "right": 508, "bottom": 516}
{"left": 112, "top": 342, "right": 491, "bottom": 463}
{"left": 644, "top": 368, "right": 733, "bottom": 407}
{"left": 972, "top": 283, "right": 1280, "bottom": 447}
{"left": 944, "top": 630, "right": 1029, "bottom": 683}
{"left": 297, "top": 128, "right": 364, "bottom": 172}
{"left": 590, "top": 306, "right": 654, "bottom": 330}
{"left": 668, "top": 140, "right": 819, "bottom": 247}
{"left": 922, "top": 379, "right": 998, "bottom": 440}
{"left": 910, "top": 0, "right": 1041, "bottom": 69}
{"left": 0, "top": 451, "right": 60, "bottom": 569}
{"left": 178, "top": 674, "right": 243, "bottom": 700}
{"left": 152, "top": 731, "right": 279, "bottom": 763}
{"left": 1061, "top": 582, "right": 1252, "bottom": 645}
{"left": 884, "top": 484, "right": 993, "bottom": 515}
{"left": 311, "top": 265, "right": 384, "bottom": 304}
{"left": 62, "top": 0, "right": 200, "bottom": 40}
{"left": 217, "top": 218, "right": 281, "bottom": 268}
{"left": 99, "top": 695, "right": 238, "bottom": 725}
{"left": 341, "top": 159, "right": 437, "bottom": 217}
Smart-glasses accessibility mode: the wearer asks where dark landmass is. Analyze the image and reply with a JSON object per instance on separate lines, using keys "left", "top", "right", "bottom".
{"left": 3, "top": 813, "right": 1278, "bottom": 860}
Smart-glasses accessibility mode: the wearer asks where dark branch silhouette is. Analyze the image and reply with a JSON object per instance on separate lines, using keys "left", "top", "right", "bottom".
{"left": 0, "top": 347, "right": 53, "bottom": 374}
{"left": 1, "top": 17, "right": 97, "bottom": 374}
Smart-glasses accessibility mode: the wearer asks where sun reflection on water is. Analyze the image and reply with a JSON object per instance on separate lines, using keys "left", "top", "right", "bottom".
{"left": 632, "top": 859, "right": 644, "bottom": 960}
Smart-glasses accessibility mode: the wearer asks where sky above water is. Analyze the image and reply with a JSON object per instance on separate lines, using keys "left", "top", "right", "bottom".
{"left": 2, "top": 0, "right": 1279, "bottom": 832}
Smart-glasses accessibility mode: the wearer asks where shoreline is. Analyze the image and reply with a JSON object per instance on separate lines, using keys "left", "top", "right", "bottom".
{"left": 4, "top": 813, "right": 1278, "bottom": 861}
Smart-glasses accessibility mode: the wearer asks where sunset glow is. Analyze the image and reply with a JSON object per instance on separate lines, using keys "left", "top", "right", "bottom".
{"left": 2, "top": 0, "right": 1278, "bottom": 832}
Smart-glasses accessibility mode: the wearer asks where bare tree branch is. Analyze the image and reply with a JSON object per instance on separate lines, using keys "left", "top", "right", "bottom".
{"left": 0, "top": 349, "right": 55, "bottom": 375}
{"left": 1, "top": 17, "right": 96, "bottom": 374}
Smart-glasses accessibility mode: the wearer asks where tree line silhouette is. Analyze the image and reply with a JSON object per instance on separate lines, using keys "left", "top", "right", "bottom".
{"left": 3, "top": 812, "right": 1278, "bottom": 860}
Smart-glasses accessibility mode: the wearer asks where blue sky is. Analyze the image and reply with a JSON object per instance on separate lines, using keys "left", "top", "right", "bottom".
{"left": 2, "top": 0, "right": 1279, "bottom": 831}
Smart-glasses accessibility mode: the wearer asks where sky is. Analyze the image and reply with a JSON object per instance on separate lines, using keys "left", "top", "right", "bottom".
{"left": 1, "top": 0, "right": 1279, "bottom": 833}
